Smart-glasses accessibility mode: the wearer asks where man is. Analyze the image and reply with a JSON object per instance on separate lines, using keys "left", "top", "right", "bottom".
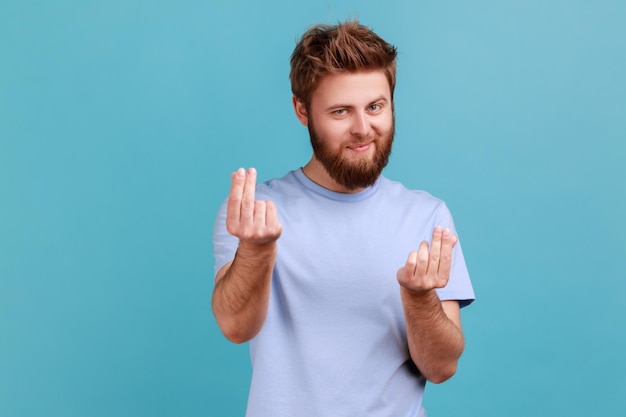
{"left": 212, "top": 20, "right": 475, "bottom": 417}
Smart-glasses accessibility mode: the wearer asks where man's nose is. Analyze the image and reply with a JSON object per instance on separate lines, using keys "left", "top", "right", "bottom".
{"left": 350, "top": 112, "right": 370, "bottom": 137}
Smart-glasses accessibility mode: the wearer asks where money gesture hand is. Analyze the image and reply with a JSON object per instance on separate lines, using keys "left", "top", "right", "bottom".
{"left": 397, "top": 226, "right": 458, "bottom": 293}
{"left": 226, "top": 168, "right": 282, "bottom": 246}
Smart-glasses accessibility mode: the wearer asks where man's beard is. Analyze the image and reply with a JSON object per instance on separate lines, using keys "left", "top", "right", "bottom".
{"left": 308, "top": 117, "right": 394, "bottom": 191}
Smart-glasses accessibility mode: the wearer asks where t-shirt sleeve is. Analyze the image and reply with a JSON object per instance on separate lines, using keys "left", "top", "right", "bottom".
{"left": 433, "top": 202, "right": 475, "bottom": 308}
{"left": 212, "top": 199, "right": 239, "bottom": 277}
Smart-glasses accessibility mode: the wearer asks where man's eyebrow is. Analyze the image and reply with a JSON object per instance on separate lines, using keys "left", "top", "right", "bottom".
{"left": 324, "top": 96, "right": 389, "bottom": 112}
{"left": 324, "top": 103, "right": 354, "bottom": 112}
{"left": 369, "top": 96, "right": 388, "bottom": 104}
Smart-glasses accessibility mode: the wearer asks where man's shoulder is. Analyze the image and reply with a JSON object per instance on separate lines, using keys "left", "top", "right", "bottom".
{"left": 256, "top": 170, "right": 302, "bottom": 198}
{"left": 378, "top": 176, "right": 444, "bottom": 207}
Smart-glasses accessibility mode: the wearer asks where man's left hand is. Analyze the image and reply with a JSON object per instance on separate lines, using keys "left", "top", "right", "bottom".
{"left": 397, "top": 226, "right": 458, "bottom": 293}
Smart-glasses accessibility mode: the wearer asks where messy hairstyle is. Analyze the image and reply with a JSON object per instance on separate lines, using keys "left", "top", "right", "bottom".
{"left": 290, "top": 20, "right": 398, "bottom": 108}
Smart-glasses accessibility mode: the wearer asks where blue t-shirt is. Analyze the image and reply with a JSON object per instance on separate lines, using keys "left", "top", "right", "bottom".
{"left": 213, "top": 169, "right": 475, "bottom": 417}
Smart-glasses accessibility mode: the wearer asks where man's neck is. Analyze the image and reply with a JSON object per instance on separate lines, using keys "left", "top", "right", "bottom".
{"left": 301, "top": 158, "right": 368, "bottom": 194}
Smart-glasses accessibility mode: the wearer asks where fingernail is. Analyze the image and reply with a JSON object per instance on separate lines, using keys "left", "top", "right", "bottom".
{"left": 443, "top": 228, "right": 451, "bottom": 238}
{"left": 236, "top": 168, "right": 245, "bottom": 178}
{"left": 248, "top": 167, "right": 257, "bottom": 176}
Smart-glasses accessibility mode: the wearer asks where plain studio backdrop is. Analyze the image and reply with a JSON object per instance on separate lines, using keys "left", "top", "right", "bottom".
{"left": 1, "top": 1, "right": 625, "bottom": 416}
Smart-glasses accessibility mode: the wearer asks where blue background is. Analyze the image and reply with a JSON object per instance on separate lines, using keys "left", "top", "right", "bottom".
{"left": 2, "top": 1, "right": 625, "bottom": 416}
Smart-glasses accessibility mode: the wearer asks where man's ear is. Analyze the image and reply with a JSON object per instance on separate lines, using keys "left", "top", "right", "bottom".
{"left": 292, "top": 96, "right": 309, "bottom": 126}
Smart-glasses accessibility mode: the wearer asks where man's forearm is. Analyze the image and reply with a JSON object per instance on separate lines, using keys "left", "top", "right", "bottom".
{"left": 212, "top": 241, "right": 277, "bottom": 344}
{"left": 401, "top": 289, "right": 465, "bottom": 384}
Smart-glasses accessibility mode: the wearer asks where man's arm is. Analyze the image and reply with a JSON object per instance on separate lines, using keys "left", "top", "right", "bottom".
{"left": 211, "top": 168, "right": 282, "bottom": 344}
{"left": 396, "top": 227, "right": 465, "bottom": 383}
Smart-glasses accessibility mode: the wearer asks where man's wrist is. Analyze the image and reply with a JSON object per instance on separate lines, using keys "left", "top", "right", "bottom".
{"left": 236, "top": 240, "right": 277, "bottom": 259}
{"left": 400, "top": 287, "right": 442, "bottom": 312}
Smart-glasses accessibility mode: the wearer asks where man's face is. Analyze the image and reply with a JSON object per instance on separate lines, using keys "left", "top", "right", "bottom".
{"left": 303, "top": 70, "right": 395, "bottom": 191}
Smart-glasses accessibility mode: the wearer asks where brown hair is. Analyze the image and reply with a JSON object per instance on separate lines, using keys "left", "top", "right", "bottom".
{"left": 290, "top": 20, "right": 398, "bottom": 108}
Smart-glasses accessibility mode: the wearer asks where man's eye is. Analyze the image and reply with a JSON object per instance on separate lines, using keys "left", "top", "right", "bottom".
{"left": 334, "top": 109, "right": 346, "bottom": 115}
{"left": 369, "top": 104, "right": 380, "bottom": 111}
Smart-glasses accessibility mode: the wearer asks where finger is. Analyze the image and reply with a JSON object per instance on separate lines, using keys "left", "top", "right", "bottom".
{"left": 397, "top": 250, "right": 418, "bottom": 284}
{"left": 226, "top": 168, "right": 246, "bottom": 228}
{"left": 265, "top": 200, "right": 282, "bottom": 233}
{"left": 240, "top": 167, "right": 257, "bottom": 225}
{"left": 437, "top": 228, "right": 457, "bottom": 281}
{"left": 253, "top": 200, "right": 266, "bottom": 228}
{"left": 405, "top": 250, "right": 419, "bottom": 276}
{"left": 416, "top": 241, "right": 430, "bottom": 278}
{"left": 426, "top": 226, "right": 443, "bottom": 276}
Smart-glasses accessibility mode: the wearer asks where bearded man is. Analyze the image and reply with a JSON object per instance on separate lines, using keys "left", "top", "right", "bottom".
{"left": 212, "top": 20, "right": 475, "bottom": 417}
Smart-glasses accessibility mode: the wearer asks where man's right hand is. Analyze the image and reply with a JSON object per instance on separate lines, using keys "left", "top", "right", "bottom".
{"left": 213, "top": 167, "right": 281, "bottom": 343}
{"left": 226, "top": 167, "right": 282, "bottom": 245}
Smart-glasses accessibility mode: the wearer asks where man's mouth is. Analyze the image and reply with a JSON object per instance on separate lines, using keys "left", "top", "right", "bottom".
{"left": 347, "top": 141, "right": 374, "bottom": 153}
